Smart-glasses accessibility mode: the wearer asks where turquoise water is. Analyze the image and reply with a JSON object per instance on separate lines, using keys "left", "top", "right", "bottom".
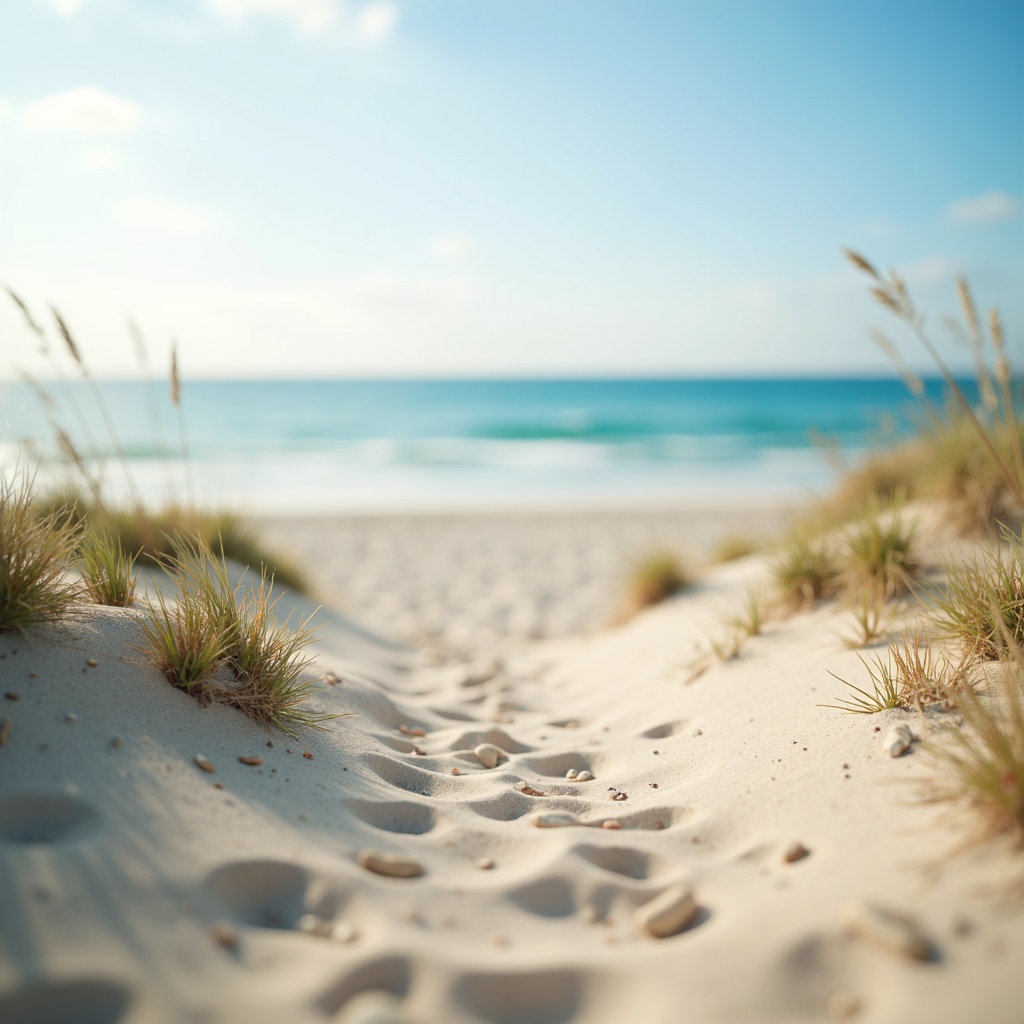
{"left": 0, "top": 377, "right": 969, "bottom": 512}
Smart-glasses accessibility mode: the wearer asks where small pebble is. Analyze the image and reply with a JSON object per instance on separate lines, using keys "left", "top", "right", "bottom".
{"left": 634, "top": 883, "right": 699, "bottom": 938}
{"left": 334, "top": 990, "right": 404, "bottom": 1024}
{"left": 783, "top": 841, "right": 810, "bottom": 864}
{"left": 0, "top": 718, "right": 10, "bottom": 746}
{"left": 521, "top": 784, "right": 546, "bottom": 796}
{"left": 473, "top": 743, "right": 504, "bottom": 769}
{"left": 331, "top": 921, "right": 357, "bottom": 943}
{"left": 883, "top": 724, "right": 913, "bottom": 758}
{"left": 478, "top": 856, "right": 495, "bottom": 870}
{"left": 238, "top": 756, "right": 263, "bottom": 766}
{"left": 297, "top": 913, "right": 331, "bottom": 937}
{"left": 110, "top": 737, "right": 121, "bottom": 750}
{"left": 530, "top": 811, "right": 579, "bottom": 828}
{"left": 602, "top": 820, "right": 621, "bottom": 830}
{"left": 576, "top": 770, "right": 594, "bottom": 782}
{"left": 565, "top": 768, "right": 578, "bottom": 780}
{"left": 398, "top": 724, "right": 426, "bottom": 738}
{"left": 826, "top": 990, "right": 862, "bottom": 1020}
{"left": 842, "top": 900, "right": 931, "bottom": 960}
{"left": 357, "top": 849, "right": 425, "bottom": 878}
{"left": 213, "top": 782, "right": 224, "bottom": 790}
{"left": 210, "top": 922, "right": 238, "bottom": 950}
{"left": 86, "top": 659, "right": 98, "bottom": 668}
{"left": 303, "top": 751, "right": 313, "bottom": 760}
{"left": 610, "top": 791, "right": 627, "bottom": 801}
{"left": 4, "top": 692, "right": 18, "bottom": 701}
{"left": 66, "top": 713, "right": 77, "bottom": 724}
{"left": 450, "top": 767, "right": 462, "bottom": 775}
{"left": 194, "top": 756, "right": 216, "bottom": 774}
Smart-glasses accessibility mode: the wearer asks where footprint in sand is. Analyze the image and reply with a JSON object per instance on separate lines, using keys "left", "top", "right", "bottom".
{"left": 572, "top": 844, "right": 676, "bottom": 881}
{"left": 205, "top": 859, "right": 348, "bottom": 932}
{"left": 506, "top": 876, "right": 578, "bottom": 918}
{"left": 361, "top": 753, "right": 464, "bottom": 797}
{"left": 0, "top": 978, "right": 132, "bottom": 1024}
{"left": 640, "top": 720, "right": 689, "bottom": 740}
{"left": 452, "top": 969, "right": 582, "bottom": 1024}
{"left": 446, "top": 728, "right": 533, "bottom": 754}
{"left": 0, "top": 793, "right": 101, "bottom": 845}
{"left": 315, "top": 956, "right": 411, "bottom": 1018}
{"left": 346, "top": 799, "right": 437, "bottom": 835}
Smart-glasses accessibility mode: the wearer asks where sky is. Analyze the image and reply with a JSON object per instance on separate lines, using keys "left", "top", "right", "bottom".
{"left": 1, "top": 0, "right": 1022, "bottom": 378}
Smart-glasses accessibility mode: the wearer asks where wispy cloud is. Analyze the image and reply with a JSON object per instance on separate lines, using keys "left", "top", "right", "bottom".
{"left": 430, "top": 232, "right": 472, "bottom": 263}
{"left": 355, "top": 1, "right": 398, "bottom": 42}
{"left": 111, "top": 195, "right": 212, "bottom": 235}
{"left": 946, "top": 190, "right": 1020, "bottom": 225}
{"left": 21, "top": 85, "right": 141, "bottom": 135}
{"left": 204, "top": 0, "right": 339, "bottom": 35}
{"left": 48, "top": 0, "right": 84, "bottom": 17}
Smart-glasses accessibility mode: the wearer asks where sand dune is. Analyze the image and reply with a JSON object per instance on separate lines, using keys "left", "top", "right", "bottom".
{"left": 1, "top": 510, "right": 1022, "bottom": 1023}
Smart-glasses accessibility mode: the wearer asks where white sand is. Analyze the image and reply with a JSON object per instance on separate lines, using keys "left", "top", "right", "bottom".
{"left": 1, "top": 506, "right": 1023, "bottom": 1024}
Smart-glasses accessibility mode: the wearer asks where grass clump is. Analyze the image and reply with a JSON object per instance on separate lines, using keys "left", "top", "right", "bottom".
{"left": 838, "top": 582, "right": 899, "bottom": 648}
{"left": 930, "top": 533, "right": 1024, "bottom": 661}
{"left": 838, "top": 493, "right": 919, "bottom": 597}
{"left": 136, "top": 535, "right": 332, "bottom": 736}
{"left": 711, "top": 533, "right": 759, "bottom": 564}
{"left": 0, "top": 472, "right": 82, "bottom": 632}
{"left": 80, "top": 532, "right": 138, "bottom": 607}
{"left": 919, "top": 667, "right": 1024, "bottom": 854}
{"left": 824, "top": 632, "right": 974, "bottom": 714}
{"left": 621, "top": 548, "right": 689, "bottom": 617}
{"left": 771, "top": 530, "right": 839, "bottom": 609}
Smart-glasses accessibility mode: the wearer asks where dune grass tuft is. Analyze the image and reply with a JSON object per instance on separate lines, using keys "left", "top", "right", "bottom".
{"left": 824, "top": 632, "right": 974, "bottom": 714}
{"left": 711, "top": 533, "right": 759, "bottom": 564}
{"left": 136, "top": 535, "right": 333, "bottom": 735}
{"left": 80, "top": 532, "right": 138, "bottom": 607}
{"left": 838, "top": 582, "right": 899, "bottom": 649}
{"left": 918, "top": 665, "right": 1024, "bottom": 853}
{"left": 0, "top": 472, "right": 83, "bottom": 632}
{"left": 930, "top": 530, "right": 1024, "bottom": 661}
{"left": 771, "top": 529, "right": 839, "bottom": 609}
{"left": 622, "top": 548, "right": 689, "bottom": 617}
{"left": 838, "top": 493, "right": 919, "bottom": 597}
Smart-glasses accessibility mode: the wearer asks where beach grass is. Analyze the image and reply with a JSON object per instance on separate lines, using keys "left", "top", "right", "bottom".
{"left": 0, "top": 471, "right": 83, "bottom": 632}
{"left": 136, "top": 534, "right": 331, "bottom": 735}
{"left": 837, "top": 492, "right": 919, "bottom": 597}
{"left": 80, "top": 531, "right": 138, "bottom": 607}
{"left": 771, "top": 528, "right": 839, "bottom": 609}
{"left": 621, "top": 547, "right": 689, "bottom": 617}
{"left": 930, "top": 530, "right": 1024, "bottom": 661}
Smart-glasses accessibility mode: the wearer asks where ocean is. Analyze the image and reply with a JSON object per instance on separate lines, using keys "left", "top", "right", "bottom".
{"left": 0, "top": 377, "right": 966, "bottom": 513}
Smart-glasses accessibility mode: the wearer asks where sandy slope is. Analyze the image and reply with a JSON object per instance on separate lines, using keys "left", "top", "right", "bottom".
{"left": 1, "top": 519, "right": 1023, "bottom": 1024}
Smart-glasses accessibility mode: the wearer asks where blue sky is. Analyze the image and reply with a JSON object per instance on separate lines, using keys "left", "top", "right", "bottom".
{"left": 1, "top": 0, "right": 1022, "bottom": 377}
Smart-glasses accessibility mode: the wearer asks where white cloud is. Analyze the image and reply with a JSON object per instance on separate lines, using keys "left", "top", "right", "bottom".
{"left": 21, "top": 85, "right": 141, "bottom": 136}
{"left": 80, "top": 145, "right": 119, "bottom": 171}
{"left": 430, "top": 232, "right": 472, "bottom": 263}
{"left": 204, "top": 0, "right": 338, "bottom": 34}
{"left": 355, "top": 2, "right": 398, "bottom": 42}
{"left": 0, "top": 98, "right": 11, "bottom": 122}
{"left": 48, "top": 0, "right": 84, "bottom": 16}
{"left": 946, "top": 190, "right": 1020, "bottom": 225}
{"left": 111, "top": 195, "right": 212, "bottom": 235}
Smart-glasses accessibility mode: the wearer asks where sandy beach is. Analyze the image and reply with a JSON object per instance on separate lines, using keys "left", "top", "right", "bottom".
{"left": 2, "top": 501, "right": 1023, "bottom": 1024}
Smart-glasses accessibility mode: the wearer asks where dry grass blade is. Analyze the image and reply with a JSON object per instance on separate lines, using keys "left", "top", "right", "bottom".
{"left": 843, "top": 248, "right": 880, "bottom": 280}
{"left": 822, "top": 654, "right": 904, "bottom": 714}
{"left": 51, "top": 306, "right": 84, "bottom": 369}
{"left": 5, "top": 286, "right": 46, "bottom": 342}
{"left": 0, "top": 471, "right": 83, "bottom": 632}
{"left": 839, "top": 583, "right": 898, "bottom": 649}
{"left": 917, "top": 661, "right": 1024, "bottom": 855}
{"left": 80, "top": 532, "right": 138, "bottom": 607}
{"left": 930, "top": 531, "right": 1024, "bottom": 661}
